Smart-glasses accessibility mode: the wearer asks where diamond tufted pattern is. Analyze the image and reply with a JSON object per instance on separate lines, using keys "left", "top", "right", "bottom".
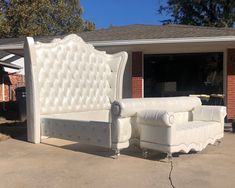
{"left": 32, "top": 35, "right": 126, "bottom": 115}
{"left": 24, "top": 34, "right": 128, "bottom": 146}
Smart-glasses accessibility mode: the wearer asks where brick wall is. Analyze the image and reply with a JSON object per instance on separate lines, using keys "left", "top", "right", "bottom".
{"left": 132, "top": 52, "right": 143, "bottom": 98}
{"left": 0, "top": 73, "right": 25, "bottom": 102}
{"left": 227, "top": 49, "right": 235, "bottom": 119}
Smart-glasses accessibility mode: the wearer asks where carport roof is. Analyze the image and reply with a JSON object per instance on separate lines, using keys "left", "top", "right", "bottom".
{"left": 1, "top": 24, "right": 235, "bottom": 49}
{"left": 0, "top": 51, "right": 22, "bottom": 69}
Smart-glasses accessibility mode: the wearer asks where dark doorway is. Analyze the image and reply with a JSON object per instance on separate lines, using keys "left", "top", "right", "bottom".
{"left": 144, "top": 52, "right": 223, "bottom": 97}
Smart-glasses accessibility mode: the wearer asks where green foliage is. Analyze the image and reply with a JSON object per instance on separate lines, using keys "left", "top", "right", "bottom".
{"left": 159, "top": 0, "right": 235, "bottom": 27}
{"left": 0, "top": 0, "right": 95, "bottom": 38}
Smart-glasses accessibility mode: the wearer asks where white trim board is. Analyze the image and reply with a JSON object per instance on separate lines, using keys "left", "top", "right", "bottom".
{"left": 91, "top": 36, "right": 235, "bottom": 47}
{"left": 1, "top": 36, "right": 235, "bottom": 50}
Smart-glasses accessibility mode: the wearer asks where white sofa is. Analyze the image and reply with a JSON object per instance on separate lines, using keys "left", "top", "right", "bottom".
{"left": 112, "top": 97, "right": 226, "bottom": 157}
{"left": 24, "top": 34, "right": 226, "bottom": 158}
{"left": 24, "top": 34, "right": 132, "bottom": 155}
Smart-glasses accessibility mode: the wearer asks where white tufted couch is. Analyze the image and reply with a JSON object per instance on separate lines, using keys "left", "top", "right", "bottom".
{"left": 112, "top": 97, "right": 227, "bottom": 156}
{"left": 24, "top": 34, "right": 132, "bottom": 154}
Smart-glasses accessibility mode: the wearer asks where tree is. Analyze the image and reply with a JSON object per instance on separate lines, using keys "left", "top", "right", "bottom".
{"left": 0, "top": 0, "right": 10, "bottom": 37}
{"left": 0, "top": 0, "right": 95, "bottom": 38}
{"left": 159, "top": 0, "right": 235, "bottom": 27}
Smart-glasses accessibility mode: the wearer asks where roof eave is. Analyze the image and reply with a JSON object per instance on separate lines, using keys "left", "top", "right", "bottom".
{"left": 0, "top": 36, "right": 235, "bottom": 50}
{"left": 0, "top": 44, "right": 23, "bottom": 50}
{"left": 90, "top": 36, "right": 235, "bottom": 47}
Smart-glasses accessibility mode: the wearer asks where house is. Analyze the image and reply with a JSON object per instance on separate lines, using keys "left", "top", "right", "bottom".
{"left": 0, "top": 24, "right": 235, "bottom": 120}
{"left": 0, "top": 51, "right": 24, "bottom": 108}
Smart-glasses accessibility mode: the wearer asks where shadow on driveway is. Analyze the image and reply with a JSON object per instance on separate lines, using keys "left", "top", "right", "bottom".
{"left": 0, "top": 120, "right": 27, "bottom": 141}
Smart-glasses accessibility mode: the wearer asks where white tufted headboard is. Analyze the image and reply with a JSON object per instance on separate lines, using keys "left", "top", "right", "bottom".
{"left": 24, "top": 34, "right": 128, "bottom": 115}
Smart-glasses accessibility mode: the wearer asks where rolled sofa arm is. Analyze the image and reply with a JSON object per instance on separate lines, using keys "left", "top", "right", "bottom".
{"left": 192, "top": 105, "right": 227, "bottom": 122}
{"left": 137, "top": 110, "right": 175, "bottom": 127}
{"left": 111, "top": 97, "right": 201, "bottom": 118}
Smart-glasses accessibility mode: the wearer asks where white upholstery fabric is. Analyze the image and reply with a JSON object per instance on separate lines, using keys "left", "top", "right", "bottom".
{"left": 112, "top": 97, "right": 201, "bottom": 140}
{"left": 141, "top": 121, "right": 223, "bottom": 153}
{"left": 41, "top": 118, "right": 111, "bottom": 148}
{"left": 139, "top": 103, "right": 226, "bottom": 154}
{"left": 111, "top": 117, "right": 132, "bottom": 146}
{"left": 137, "top": 110, "right": 174, "bottom": 127}
{"left": 34, "top": 35, "right": 126, "bottom": 115}
{"left": 24, "top": 34, "right": 129, "bottom": 150}
{"left": 193, "top": 105, "right": 226, "bottom": 123}
{"left": 114, "top": 97, "right": 201, "bottom": 118}
{"left": 41, "top": 110, "right": 110, "bottom": 122}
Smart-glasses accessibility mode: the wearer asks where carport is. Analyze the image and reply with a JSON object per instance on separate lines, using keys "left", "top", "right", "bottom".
{"left": 1, "top": 24, "right": 235, "bottom": 120}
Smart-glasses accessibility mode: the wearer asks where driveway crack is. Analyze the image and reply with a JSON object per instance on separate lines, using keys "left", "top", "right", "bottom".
{"left": 169, "top": 160, "right": 176, "bottom": 188}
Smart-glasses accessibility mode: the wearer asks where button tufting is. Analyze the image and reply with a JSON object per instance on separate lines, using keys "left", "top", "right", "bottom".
{"left": 35, "top": 36, "right": 123, "bottom": 115}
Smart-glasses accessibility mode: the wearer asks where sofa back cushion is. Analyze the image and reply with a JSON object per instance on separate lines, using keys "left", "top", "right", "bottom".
{"left": 174, "top": 112, "right": 192, "bottom": 125}
{"left": 116, "top": 97, "right": 202, "bottom": 117}
{"left": 193, "top": 105, "right": 226, "bottom": 122}
{"left": 27, "top": 35, "right": 127, "bottom": 115}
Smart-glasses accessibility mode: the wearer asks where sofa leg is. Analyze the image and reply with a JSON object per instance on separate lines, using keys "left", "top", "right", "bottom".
{"left": 214, "top": 139, "right": 222, "bottom": 146}
{"left": 167, "top": 152, "right": 173, "bottom": 161}
{"left": 142, "top": 149, "right": 149, "bottom": 159}
{"left": 112, "top": 149, "right": 120, "bottom": 159}
{"left": 115, "top": 149, "right": 120, "bottom": 157}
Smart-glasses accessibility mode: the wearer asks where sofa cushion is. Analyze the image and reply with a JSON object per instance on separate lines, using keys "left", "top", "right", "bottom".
{"left": 176, "top": 121, "right": 221, "bottom": 131}
{"left": 40, "top": 110, "right": 111, "bottom": 147}
{"left": 137, "top": 110, "right": 174, "bottom": 127}
{"left": 174, "top": 112, "right": 192, "bottom": 125}
{"left": 174, "top": 121, "right": 222, "bottom": 148}
{"left": 41, "top": 110, "right": 110, "bottom": 122}
{"left": 114, "top": 97, "right": 202, "bottom": 118}
{"left": 141, "top": 120, "right": 221, "bottom": 147}
{"left": 193, "top": 105, "right": 226, "bottom": 122}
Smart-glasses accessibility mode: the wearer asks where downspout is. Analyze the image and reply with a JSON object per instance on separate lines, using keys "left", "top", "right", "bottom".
{"left": 2, "top": 75, "right": 5, "bottom": 111}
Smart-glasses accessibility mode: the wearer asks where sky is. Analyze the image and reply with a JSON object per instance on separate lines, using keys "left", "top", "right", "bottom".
{"left": 80, "top": 0, "right": 169, "bottom": 29}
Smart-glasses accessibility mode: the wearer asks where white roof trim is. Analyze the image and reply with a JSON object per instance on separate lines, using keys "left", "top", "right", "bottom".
{"left": 0, "top": 44, "right": 23, "bottom": 50}
{"left": 0, "top": 36, "right": 235, "bottom": 50}
{"left": 90, "top": 36, "right": 235, "bottom": 47}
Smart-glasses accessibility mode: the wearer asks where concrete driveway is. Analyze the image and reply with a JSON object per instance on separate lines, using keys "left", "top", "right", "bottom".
{"left": 0, "top": 132, "right": 235, "bottom": 188}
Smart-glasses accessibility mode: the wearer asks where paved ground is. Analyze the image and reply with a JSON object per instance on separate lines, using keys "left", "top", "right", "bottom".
{"left": 0, "top": 130, "right": 235, "bottom": 188}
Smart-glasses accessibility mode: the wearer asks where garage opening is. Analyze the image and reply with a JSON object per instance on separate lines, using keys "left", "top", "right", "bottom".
{"left": 144, "top": 52, "right": 223, "bottom": 99}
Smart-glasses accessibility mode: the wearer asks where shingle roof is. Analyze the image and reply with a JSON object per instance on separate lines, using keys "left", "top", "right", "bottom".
{"left": 78, "top": 24, "right": 235, "bottom": 41}
{"left": 0, "top": 24, "right": 235, "bottom": 48}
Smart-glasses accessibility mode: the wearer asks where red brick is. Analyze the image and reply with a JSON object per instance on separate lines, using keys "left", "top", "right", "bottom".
{"left": 132, "top": 52, "right": 143, "bottom": 98}
{"left": 0, "top": 72, "right": 25, "bottom": 102}
{"left": 227, "top": 49, "right": 235, "bottom": 119}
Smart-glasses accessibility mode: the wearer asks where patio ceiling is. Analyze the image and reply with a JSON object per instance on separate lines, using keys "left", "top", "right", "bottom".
{"left": 0, "top": 61, "right": 21, "bottom": 69}
{"left": 0, "top": 50, "right": 22, "bottom": 70}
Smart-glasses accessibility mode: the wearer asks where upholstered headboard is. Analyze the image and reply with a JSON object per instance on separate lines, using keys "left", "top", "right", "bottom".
{"left": 24, "top": 34, "right": 128, "bottom": 115}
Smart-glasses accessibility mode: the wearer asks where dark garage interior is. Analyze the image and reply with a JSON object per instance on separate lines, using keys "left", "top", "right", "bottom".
{"left": 144, "top": 52, "right": 223, "bottom": 98}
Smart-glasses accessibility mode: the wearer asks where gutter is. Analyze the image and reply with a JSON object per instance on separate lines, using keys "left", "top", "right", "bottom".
{"left": 0, "top": 44, "right": 23, "bottom": 50}
{"left": 1, "top": 36, "right": 235, "bottom": 50}
{"left": 90, "top": 36, "right": 235, "bottom": 47}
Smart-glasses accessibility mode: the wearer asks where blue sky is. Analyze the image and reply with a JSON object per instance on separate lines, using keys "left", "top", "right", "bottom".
{"left": 80, "top": 0, "right": 169, "bottom": 29}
